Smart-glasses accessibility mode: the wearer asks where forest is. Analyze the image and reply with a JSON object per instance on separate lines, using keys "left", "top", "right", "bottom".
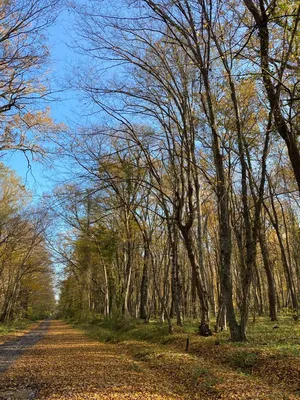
{"left": 53, "top": 0, "right": 300, "bottom": 343}
{"left": 0, "top": 0, "right": 300, "bottom": 363}
{"left": 1, "top": 1, "right": 300, "bottom": 398}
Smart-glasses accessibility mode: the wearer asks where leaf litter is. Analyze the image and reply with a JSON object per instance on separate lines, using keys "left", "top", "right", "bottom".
{"left": 0, "top": 321, "right": 298, "bottom": 399}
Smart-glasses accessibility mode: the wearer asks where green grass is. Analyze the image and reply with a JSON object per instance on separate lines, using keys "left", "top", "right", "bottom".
{"left": 71, "top": 312, "right": 299, "bottom": 371}
{"left": 69, "top": 313, "right": 300, "bottom": 395}
{"left": 227, "top": 316, "right": 300, "bottom": 358}
{"left": 73, "top": 315, "right": 174, "bottom": 344}
{"left": 71, "top": 313, "right": 300, "bottom": 353}
{"left": 0, "top": 319, "right": 31, "bottom": 336}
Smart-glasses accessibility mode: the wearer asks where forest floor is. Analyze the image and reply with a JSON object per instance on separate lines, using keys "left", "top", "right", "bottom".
{"left": 0, "top": 321, "right": 49, "bottom": 374}
{"left": 0, "top": 319, "right": 298, "bottom": 399}
{"left": 0, "top": 320, "right": 37, "bottom": 346}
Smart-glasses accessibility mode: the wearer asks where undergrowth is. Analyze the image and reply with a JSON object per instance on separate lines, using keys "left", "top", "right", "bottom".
{"left": 0, "top": 319, "right": 31, "bottom": 335}
{"left": 69, "top": 312, "right": 300, "bottom": 394}
{"left": 71, "top": 313, "right": 299, "bottom": 354}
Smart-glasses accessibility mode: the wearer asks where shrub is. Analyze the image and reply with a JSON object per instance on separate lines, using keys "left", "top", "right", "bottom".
{"left": 228, "top": 351, "right": 258, "bottom": 372}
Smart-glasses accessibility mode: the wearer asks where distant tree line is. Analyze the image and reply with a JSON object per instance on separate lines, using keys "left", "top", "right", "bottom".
{"left": 0, "top": 164, "right": 55, "bottom": 321}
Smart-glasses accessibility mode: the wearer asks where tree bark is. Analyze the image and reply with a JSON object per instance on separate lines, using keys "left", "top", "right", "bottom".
{"left": 140, "top": 236, "right": 150, "bottom": 321}
{"left": 258, "top": 228, "right": 277, "bottom": 321}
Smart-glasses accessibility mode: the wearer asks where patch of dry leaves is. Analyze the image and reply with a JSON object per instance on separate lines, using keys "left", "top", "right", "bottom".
{"left": 120, "top": 340, "right": 298, "bottom": 399}
{"left": 0, "top": 321, "right": 298, "bottom": 399}
{"left": 0, "top": 321, "right": 188, "bottom": 399}
{"left": 176, "top": 336, "right": 300, "bottom": 395}
{"left": 0, "top": 323, "right": 39, "bottom": 346}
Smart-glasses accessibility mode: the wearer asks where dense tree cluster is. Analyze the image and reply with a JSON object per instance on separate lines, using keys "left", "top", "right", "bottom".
{"left": 0, "top": 164, "right": 55, "bottom": 321}
{"left": 56, "top": 0, "right": 300, "bottom": 341}
{"left": 0, "top": 0, "right": 299, "bottom": 343}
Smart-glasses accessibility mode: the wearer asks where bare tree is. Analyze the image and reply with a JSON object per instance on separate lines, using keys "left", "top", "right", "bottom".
{"left": 0, "top": 0, "right": 61, "bottom": 158}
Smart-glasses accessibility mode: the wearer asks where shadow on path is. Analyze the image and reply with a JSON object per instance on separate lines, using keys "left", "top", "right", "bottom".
{"left": 0, "top": 320, "right": 50, "bottom": 374}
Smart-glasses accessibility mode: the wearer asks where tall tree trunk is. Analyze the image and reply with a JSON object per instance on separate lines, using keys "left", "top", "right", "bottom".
{"left": 150, "top": 248, "right": 173, "bottom": 333}
{"left": 259, "top": 228, "right": 277, "bottom": 321}
{"left": 243, "top": 0, "right": 300, "bottom": 193}
{"left": 123, "top": 209, "right": 133, "bottom": 316}
{"left": 123, "top": 245, "right": 132, "bottom": 315}
{"left": 101, "top": 259, "right": 110, "bottom": 318}
{"left": 170, "top": 225, "right": 183, "bottom": 327}
{"left": 140, "top": 235, "right": 150, "bottom": 321}
{"left": 267, "top": 188, "right": 298, "bottom": 310}
{"left": 180, "top": 226, "right": 210, "bottom": 335}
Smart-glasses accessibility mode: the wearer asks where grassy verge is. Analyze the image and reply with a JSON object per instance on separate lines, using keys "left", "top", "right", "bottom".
{"left": 0, "top": 319, "right": 34, "bottom": 344}
{"left": 0, "top": 319, "right": 31, "bottom": 334}
{"left": 71, "top": 314, "right": 300, "bottom": 397}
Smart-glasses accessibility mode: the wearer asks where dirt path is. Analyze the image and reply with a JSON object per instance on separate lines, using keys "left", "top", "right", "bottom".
{"left": 0, "top": 322, "right": 41, "bottom": 347}
{"left": 0, "top": 321, "right": 189, "bottom": 399}
{"left": 0, "top": 321, "right": 297, "bottom": 399}
{"left": 0, "top": 321, "right": 49, "bottom": 374}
